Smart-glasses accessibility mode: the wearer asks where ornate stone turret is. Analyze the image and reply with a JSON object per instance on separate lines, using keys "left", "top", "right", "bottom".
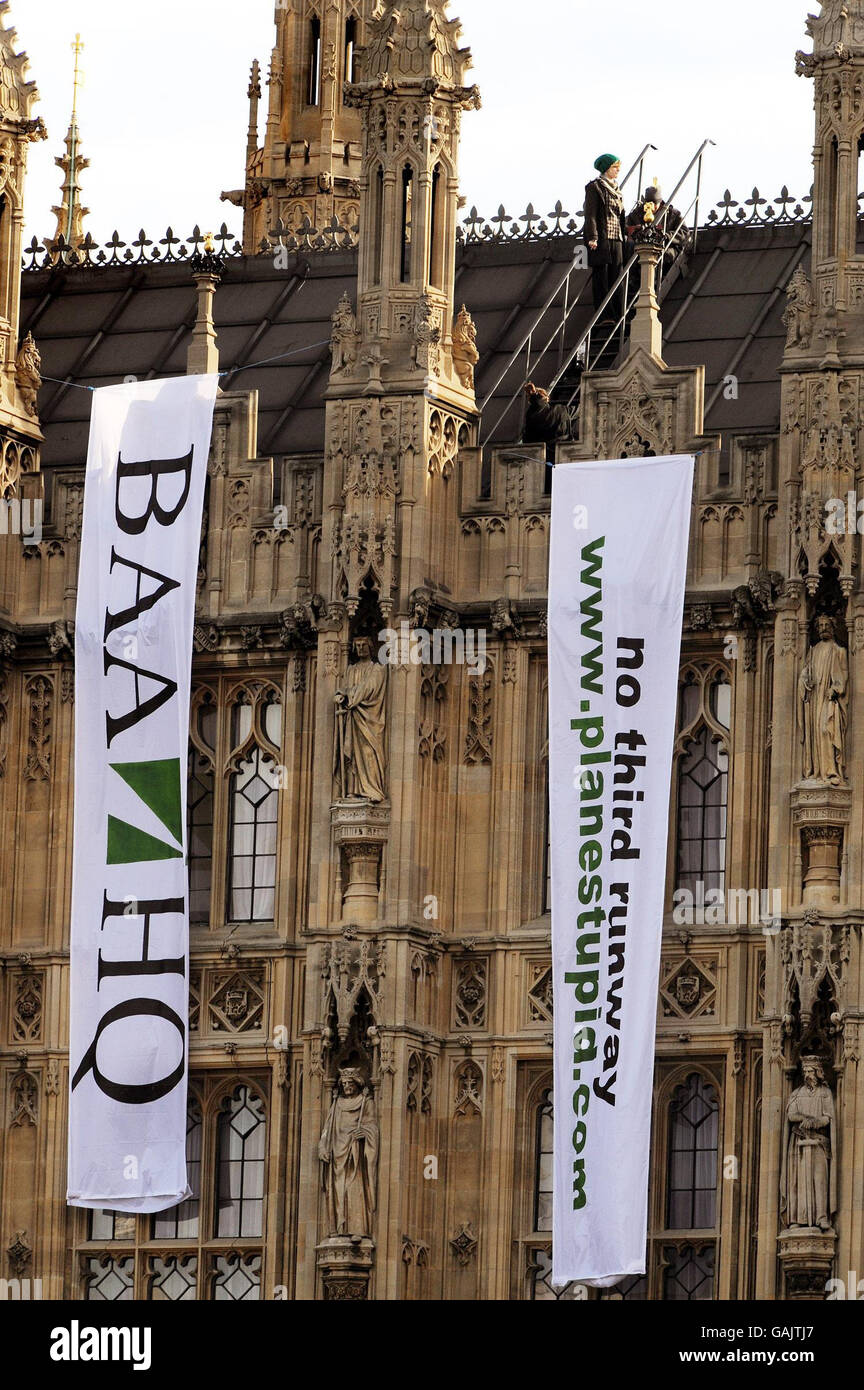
{"left": 307, "top": 0, "right": 480, "bottom": 1297}
{"left": 0, "top": 2, "right": 46, "bottom": 471}
{"left": 759, "top": 0, "right": 864, "bottom": 1300}
{"left": 224, "top": 1, "right": 376, "bottom": 252}
{"left": 795, "top": 0, "right": 864, "bottom": 319}
{"left": 343, "top": 0, "right": 481, "bottom": 406}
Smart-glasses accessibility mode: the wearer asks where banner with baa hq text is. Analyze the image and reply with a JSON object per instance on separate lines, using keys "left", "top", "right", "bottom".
{"left": 68, "top": 374, "right": 218, "bottom": 1212}
{"left": 549, "top": 455, "right": 693, "bottom": 1286}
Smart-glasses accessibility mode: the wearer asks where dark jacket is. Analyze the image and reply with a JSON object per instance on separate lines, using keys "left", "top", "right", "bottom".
{"left": 524, "top": 392, "right": 573, "bottom": 445}
{"left": 583, "top": 177, "right": 628, "bottom": 266}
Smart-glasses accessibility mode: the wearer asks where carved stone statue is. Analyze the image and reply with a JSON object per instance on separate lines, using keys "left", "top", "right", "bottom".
{"left": 799, "top": 614, "right": 848, "bottom": 784}
{"left": 330, "top": 292, "right": 358, "bottom": 375}
{"left": 412, "top": 294, "right": 441, "bottom": 374}
{"left": 15, "top": 333, "right": 42, "bottom": 420}
{"left": 335, "top": 636, "right": 387, "bottom": 802}
{"left": 318, "top": 1067, "right": 379, "bottom": 1237}
{"left": 451, "top": 303, "right": 479, "bottom": 390}
{"left": 780, "top": 1056, "right": 837, "bottom": 1232}
{"left": 783, "top": 266, "right": 814, "bottom": 350}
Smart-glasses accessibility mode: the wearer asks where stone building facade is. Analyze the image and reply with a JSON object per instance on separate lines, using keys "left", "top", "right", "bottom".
{"left": 1, "top": 0, "right": 863, "bottom": 1301}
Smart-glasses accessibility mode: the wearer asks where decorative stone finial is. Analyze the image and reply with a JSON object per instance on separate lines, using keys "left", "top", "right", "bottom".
{"left": 186, "top": 245, "right": 224, "bottom": 377}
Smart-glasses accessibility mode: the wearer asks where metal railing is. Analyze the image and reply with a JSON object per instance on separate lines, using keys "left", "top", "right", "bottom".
{"left": 551, "top": 140, "right": 716, "bottom": 399}
{"left": 481, "top": 140, "right": 714, "bottom": 446}
{"left": 477, "top": 145, "right": 657, "bottom": 442}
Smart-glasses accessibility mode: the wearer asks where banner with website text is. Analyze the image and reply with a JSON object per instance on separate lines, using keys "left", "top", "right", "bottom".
{"left": 549, "top": 454, "right": 693, "bottom": 1287}
{"left": 68, "top": 374, "right": 218, "bottom": 1213}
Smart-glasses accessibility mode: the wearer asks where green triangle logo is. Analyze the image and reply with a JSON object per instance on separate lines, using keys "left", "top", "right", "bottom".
{"left": 109, "top": 758, "right": 183, "bottom": 843}
{"left": 107, "top": 815, "right": 183, "bottom": 865}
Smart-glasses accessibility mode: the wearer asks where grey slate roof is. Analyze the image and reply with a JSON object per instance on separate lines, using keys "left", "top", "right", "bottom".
{"left": 21, "top": 218, "right": 811, "bottom": 474}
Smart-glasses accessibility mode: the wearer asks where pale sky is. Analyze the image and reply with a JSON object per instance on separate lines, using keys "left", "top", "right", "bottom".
{"left": 20, "top": 0, "right": 815, "bottom": 247}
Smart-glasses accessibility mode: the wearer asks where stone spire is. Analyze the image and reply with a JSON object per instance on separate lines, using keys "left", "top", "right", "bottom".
{"left": 50, "top": 123, "right": 89, "bottom": 252}
{"left": 0, "top": 2, "right": 46, "bottom": 449}
{"left": 49, "top": 34, "right": 89, "bottom": 252}
{"left": 224, "top": 2, "right": 377, "bottom": 253}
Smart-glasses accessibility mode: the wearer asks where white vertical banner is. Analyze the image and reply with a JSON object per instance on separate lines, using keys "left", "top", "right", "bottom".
{"left": 68, "top": 374, "right": 218, "bottom": 1213}
{"left": 549, "top": 454, "right": 693, "bottom": 1287}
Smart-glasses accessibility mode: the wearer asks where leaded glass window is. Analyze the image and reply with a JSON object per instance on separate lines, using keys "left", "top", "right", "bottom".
{"left": 534, "top": 1089, "right": 553, "bottom": 1231}
{"left": 216, "top": 1085, "right": 267, "bottom": 1239}
{"left": 188, "top": 690, "right": 216, "bottom": 924}
{"left": 675, "top": 666, "right": 731, "bottom": 898}
{"left": 213, "top": 1253, "right": 262, "bottom": 1301}
{"left": 663, "top": 1243, "right": 716, "bottom": 1301}
{"left": 227, "top": 694, "right": 282, "bottom": 922}
{"left": 152, "top": 1098, "right": 203, "bottom": 1240}
{"left": 78, "top": 1078, "right": 267, "bottom": 1301}
{"left": 667, "top": 1074, "right": 719, "bottom": 1230}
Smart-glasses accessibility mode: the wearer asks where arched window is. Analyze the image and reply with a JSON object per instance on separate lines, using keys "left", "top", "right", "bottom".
{"left": 534, "top": 1089, "right": 554, "bottom": 1232}
{"left": 344, "top": 15, "right": 357, "bottom": 89}
{"left": 675, "top": 666, "right": 730, "bottom": 900}
{"left": 662, "top": 1073, "right": 720, "bottom": 1301}
{"left": 371, "top": 165, "right": 384, "bottom": 286}
{"left": 82, "top": 1081, "right": 268, "bottom": 1301}
{"left": 216, "top": 1085, "right": 267, "bottom": 1239}
{"left": 428, "top": 163, "right": 444, "bottom": 287}
{"left": 516, "top": 1085, "right": 581, "bottom": 1300}
{"left": 826, "top": 135, "right": 839, "bottom": 258}
{"left": 601, "top": 1068, "right": 722, "bottom": 1301}
{"left": 667, "top": 1073, "right": 719, "bottom": 1230}
{"left": 188, "top": 689, "right": 217, "bottom": 924}
{"left": 227, "top": 690, "right": 283, "bottom": 922}
{"left": 153, "top": 1097, "right": 203, "bottom": 1241}
{"left": 400, "top": 164, "right": 414, "bottom": 282}
{"left": 307, "top": 14, "right": 322, "bottom": 106}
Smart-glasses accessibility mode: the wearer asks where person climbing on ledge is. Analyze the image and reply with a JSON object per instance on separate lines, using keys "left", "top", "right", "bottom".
{"left": 522, "top": 381, "right": 574, "bottom": 451}
{"left": 583, "top": 153, "right": 631, "bottom": 321}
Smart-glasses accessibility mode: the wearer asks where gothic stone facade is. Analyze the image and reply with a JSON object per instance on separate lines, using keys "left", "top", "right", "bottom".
{"left": 2, "top": 0, "right": 864, "bottom": 1302}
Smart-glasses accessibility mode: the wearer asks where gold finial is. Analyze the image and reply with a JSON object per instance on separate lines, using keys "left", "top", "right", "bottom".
{"left": 203, "top": 231, "right": 216, "bottom": 253}
{"left": 71, "top": 33, "right": 85, "bottom": 120}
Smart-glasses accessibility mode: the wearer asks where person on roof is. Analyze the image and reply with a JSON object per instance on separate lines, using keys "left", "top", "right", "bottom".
{"left": 523, "top": 381, "right": 574, "bottom": 447}
{"left": 583, "top": 154, "right": 630, "bottom": 321}
{"left": 626, "top": 185, "right": 690, "bottom": 271}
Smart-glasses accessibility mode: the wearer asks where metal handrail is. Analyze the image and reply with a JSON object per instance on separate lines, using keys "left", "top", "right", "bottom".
{"left": 479, "top": 143, "right": 714, "bottom": 448}
{"left": 545, "top": 141, "right": 714, "bottom": 403}
{"left": 477, "top": 145, "right": 657, "bottom": 427}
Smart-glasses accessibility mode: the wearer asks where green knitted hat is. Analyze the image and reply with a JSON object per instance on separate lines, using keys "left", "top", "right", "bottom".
{"left": 594, "top": 153, "right": 620, "bottom": 174}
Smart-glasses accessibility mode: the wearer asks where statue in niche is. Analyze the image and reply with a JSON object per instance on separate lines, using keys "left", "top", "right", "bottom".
{"left": 412, "top": 294, "right": 441, "bottom": 374}
{"left": 799, "top": 614, "right": 848, "bottom": 784}
{"left": 783, "top": 266, "right": 814, "bottom": 350}
{"left": 318, "top": 1066, "right": 379, "bottom": 1237}
{"left": 15, "top": 333, "right": 42, "bottom": 419}
{"left": 335, "top": 635, "right": 387, "bottom": 802}
{"left": 330, "top": 293, "right": 358, "bottom": 376}
{"left": 451, "top": 304, "right": 479, "bottom": 390}
{"left": 780, "top": 1056, "right": 837, "bottom": 1232}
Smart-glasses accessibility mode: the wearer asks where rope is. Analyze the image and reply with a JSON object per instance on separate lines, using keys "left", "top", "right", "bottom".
{"left": 40, "top": 339, "right": 333, "bottom": 394}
